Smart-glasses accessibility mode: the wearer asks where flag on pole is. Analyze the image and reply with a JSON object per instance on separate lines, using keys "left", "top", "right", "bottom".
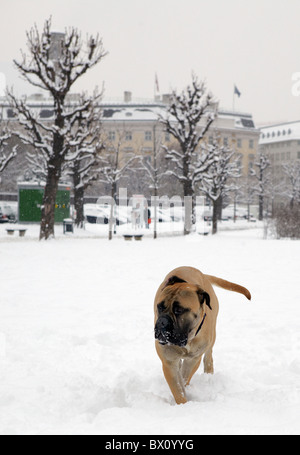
{"left": 155, "top": 73, "right": 160, "bottom": 93}
{"left": 234, "top": 85, "right": 241, "bottom": 97}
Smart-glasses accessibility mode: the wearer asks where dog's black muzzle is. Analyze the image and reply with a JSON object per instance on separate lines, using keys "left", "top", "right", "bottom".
{"left": 155, "top": 315, "right": 188, "bottom": 347}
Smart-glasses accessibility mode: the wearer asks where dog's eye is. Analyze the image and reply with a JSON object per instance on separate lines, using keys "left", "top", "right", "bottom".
{"left": 157, "top": 302, "right": 166, "bottom": 313}
{"left": 173, "top": 302, "right": 188, "bottom": 316}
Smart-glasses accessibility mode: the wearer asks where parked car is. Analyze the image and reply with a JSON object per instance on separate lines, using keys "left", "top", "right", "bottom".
{"left": 0, "top": 208, "right": 9, "bottom": 223}
{"left": 84, "top": 204, "right": 127, "bottom": 225}
{"left": 0, "top": 204, "right": 17, "bottom": 223}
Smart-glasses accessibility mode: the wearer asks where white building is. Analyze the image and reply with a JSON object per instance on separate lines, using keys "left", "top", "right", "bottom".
{"left": 259, "top": 121, "right": 300, "bottom": 185}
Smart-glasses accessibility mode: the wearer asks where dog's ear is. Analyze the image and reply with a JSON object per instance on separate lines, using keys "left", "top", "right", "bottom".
{"left": 163, "top": 275, "right": 187, "bottom": 288}
{"left": 196, "top": 288, "right": 212, "bottom": 310}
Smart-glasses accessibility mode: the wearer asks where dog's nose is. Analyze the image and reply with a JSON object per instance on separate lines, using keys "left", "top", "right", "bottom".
{"left": 156, "top": 315, "right": 172, "bottom": 331}
{"left": 155, "top": 315, "right": 173, "bottom": 344}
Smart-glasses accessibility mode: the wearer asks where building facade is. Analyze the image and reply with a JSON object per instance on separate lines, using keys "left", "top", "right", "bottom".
{"left": 0, "top": 92, "right": 260, "bottom": 194}
{"left": 100, "top": 92, "right": 260, "bottom": 177}
{"left": 259, "top": 121, "right": 300, "bottom": 185}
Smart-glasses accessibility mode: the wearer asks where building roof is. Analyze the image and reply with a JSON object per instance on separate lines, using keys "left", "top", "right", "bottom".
{"left": 101, "top": 103, "right": 167, "bottom": 122}
{"left": 0, "top": 94, "right": 258, "bottom": 132}
{"left": 259, "top": 121, "right": 300, "bottom": 144}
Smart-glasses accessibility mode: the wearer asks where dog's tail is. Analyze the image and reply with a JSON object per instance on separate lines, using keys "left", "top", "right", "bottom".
{"left": 205, "top": 275, "right": 251, "bottom": 300}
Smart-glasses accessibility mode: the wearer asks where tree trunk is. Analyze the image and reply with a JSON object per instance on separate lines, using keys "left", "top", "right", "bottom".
{"left": 72, "top": 160, "right": 85, "bottom": 228}
{"left": 39, "top": 121, "right": 64, "bottom": 240}
{"left": 258, "top": 194, "right": 263, "bottom": 221}
{"left": 153, "top": 186, "right": 158, "bottom": 240}
{"left": 183, "top": 176, "right": 195, "bottom": 235}
{"left": 217, "top": 195, "right": 223, "bottom": 221}
{"left": 74, "top": 185, "right": 85, "bottom": 228}
{"left": 212, "top": 198, "right": 219, "bottom": 235}
{"left": 39, "top": 167, "right": 60, "bottom": 240}
{"left": 108, "top": 181, "right": 117, "bottom": 240}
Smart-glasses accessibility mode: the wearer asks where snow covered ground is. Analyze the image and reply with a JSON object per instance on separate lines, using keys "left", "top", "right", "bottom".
{"left": 0, "top": 223, "right": 299, "bottom": 435}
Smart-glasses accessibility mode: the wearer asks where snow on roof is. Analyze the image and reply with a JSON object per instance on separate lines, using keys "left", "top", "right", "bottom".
{"left": 218, "top": 109, "right": 256, "bottom": 130}
{"left": 0, "top": 95, "right": 257, "bottom": 130}
{"left": 259, "top": 121, "right": 300, "bottom": 144}
{"left": 101, "top": 104, "right": 256, "bottom": 129}
{"left": 101, "top": 104, "right": 168, "bottom": 122}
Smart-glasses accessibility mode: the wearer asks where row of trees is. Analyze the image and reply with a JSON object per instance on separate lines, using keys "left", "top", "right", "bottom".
{"left": 1, "top": 18, "right": 299, "bottom": 239}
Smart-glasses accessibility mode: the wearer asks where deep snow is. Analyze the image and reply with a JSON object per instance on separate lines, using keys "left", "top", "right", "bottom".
{"left": 0, "top": 224, "right": 299, "bottom": 435}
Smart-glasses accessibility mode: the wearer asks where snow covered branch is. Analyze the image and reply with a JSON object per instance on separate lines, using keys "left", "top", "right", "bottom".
{"left": 0, "top": 129, "right": 18, "bottom": 174}
{"left": 13, "top": 17, "right": 107, "bottom": 99}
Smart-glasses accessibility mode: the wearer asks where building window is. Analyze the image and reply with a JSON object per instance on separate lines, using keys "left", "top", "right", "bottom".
{"left": 6, "top": 109, "right": 16, "bottom": 118}
{"left": 237, "top": 138, "right": 242, "bottom": 148}
{"left": 249, "top": 139, "right": 254, "bottom": 149}
{"left": 145, "top": 131, "right": 152, "bottom": 141}
{"left": 165, "top": 132, "right": 170, "bottom": 142}
{"left": 223, "top": 137, "right": 228, "bottom": 146}
{"left": 208, "top": 136, "right": 213, "bottom": 145}
{"left": 125, "top": 131, "right": 132, "bottom": 141}
{"left": 108, "top": 131, "right": 115, "bottom": 141}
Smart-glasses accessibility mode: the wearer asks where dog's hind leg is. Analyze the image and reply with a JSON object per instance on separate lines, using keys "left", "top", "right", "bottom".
{"left": 181, "top": 356, "right": 202, "bottom": 386}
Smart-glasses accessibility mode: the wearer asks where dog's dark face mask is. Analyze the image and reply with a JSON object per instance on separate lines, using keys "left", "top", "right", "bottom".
{"left": 155, "top": 312, "right": 189, "bottom": 347}
{"left": 154, "top": 276, "right": 211, "bottom": 347}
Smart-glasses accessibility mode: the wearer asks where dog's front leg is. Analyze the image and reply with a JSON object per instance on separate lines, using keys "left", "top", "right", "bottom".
{"left": 161, "top": 359, "right": 187, "bottom": 404}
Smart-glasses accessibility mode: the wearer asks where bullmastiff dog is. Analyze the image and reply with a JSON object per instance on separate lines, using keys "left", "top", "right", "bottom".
{"left": 154, "top": 266, "right": 251, "bottom": 404}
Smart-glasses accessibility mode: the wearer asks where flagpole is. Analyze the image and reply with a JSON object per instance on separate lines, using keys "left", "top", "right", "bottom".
{"left": 154, "top": 73, "right": 159, "bottom": 101}
{"left": 233, "top": 85, "right": 235, "bottom": 112}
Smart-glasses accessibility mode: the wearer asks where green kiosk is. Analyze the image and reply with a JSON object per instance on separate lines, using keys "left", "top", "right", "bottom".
{"left": 18, "top": 182, "right": 71, "bottom": 223}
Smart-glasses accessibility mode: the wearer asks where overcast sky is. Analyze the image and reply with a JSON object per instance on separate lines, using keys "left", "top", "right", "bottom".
{"left": 1, "top": 0, "right": 300, "bottom": 125}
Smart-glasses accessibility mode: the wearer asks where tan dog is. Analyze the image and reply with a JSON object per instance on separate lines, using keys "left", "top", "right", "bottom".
{"left": 154, "top": 266, "right": 251, "bottom": 404}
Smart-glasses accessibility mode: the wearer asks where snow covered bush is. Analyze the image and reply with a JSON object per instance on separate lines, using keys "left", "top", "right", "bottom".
{"left": 274, "top": 206, "right": 300, "bottom": 239}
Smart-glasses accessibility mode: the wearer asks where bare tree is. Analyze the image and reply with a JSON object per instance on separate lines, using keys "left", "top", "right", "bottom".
{"left": 282, "top": 160, "right": 300, "bottom": 209}
{"left": 240, "top": 175, "right": 256, "bottom": 221}
{"left": 7, "top": 17, "right": 107, "bottom": 239}
{"left": 159, "top": 74, "right": 216, "bottom": 234}
{"left": 138, "top": 125, "right": 164, "bottom": 239}
{"left": 99, "top": 130, "right": 137, "bottom": 240}
{"left": 65, "top": 96, "right": 104, "bottom": 227}
{"left": 200, "top": 141, "right": 241, "bottom": 234}
{"left": 0, "top": 128, "right": 17, "bottom": 174}
{"left": 250, "top": 151, "right": 270, "bottom": 221}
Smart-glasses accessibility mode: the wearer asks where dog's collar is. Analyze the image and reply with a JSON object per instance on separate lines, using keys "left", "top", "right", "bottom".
{"left": 195, "top": 313, "right": 207, "bottom": 337}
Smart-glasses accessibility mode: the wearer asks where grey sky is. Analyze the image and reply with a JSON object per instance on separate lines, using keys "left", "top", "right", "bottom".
{"left": 1, "top": 0, "right": 300, "bottom": 125}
